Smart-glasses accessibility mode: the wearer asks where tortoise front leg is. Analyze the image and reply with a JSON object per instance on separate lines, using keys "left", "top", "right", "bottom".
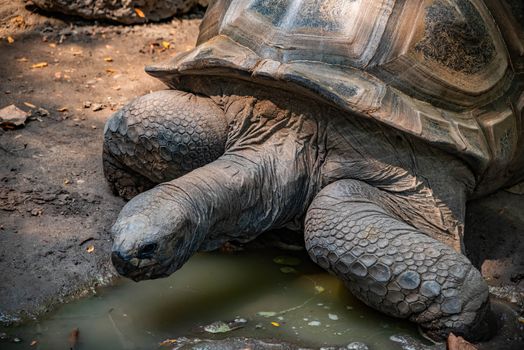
{"left": 103, "top": 90, "right": 228, "bottom": 200}
{"left": 304, "top": 179, "right": 489, "bottom": 341}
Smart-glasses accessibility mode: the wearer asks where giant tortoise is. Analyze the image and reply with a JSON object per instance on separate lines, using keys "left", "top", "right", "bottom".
{"left": 103, "top": 0, "right": 524, "bottom": 341}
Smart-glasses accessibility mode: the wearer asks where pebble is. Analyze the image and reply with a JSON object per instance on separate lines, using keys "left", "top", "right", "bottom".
{"left": 346, "top": 342, "right": 369, "bottom": 350}
{"left": 328, "top": 313, "right": 339, "bottom": 321}
{"left": 308, "top": 320, "right": 321, "bottom": 326}
{"left": 92, "top": 103, "right": 104, "bottom": 112}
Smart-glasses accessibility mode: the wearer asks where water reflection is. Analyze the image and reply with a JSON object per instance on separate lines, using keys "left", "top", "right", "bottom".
{"left": 0, "top": 250, "right": 426, "bottom": 349}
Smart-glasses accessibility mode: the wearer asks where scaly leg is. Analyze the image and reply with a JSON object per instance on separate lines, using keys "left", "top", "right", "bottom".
{"left": 304, "top": 179, "right": 489, "bottom": 341}
{"left": 103, "top": 90, "right": 228, "bottom": 200}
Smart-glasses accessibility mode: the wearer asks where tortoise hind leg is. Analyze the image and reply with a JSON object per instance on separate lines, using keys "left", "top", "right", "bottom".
{"left": 103, "top": 90, "right": 228, "bottom": 200}
{"left": 304, "top": 179, "right": 490, "bottom": 341}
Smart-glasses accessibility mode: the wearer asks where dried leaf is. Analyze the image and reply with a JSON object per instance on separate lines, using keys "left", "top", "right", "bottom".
{"left": 161, "top": 41, "right": 170, "bottom": 49}
{"left": 7, "top": 36, "right": 14, "bottom": 44}
{"left": 17, "top": 57, "right": 28, "bottom": 62}
{"left": 105, "top": 68, "right": 117, "bottom": 74}
{"left": 86, "top": 245, "right": 95, "bottom": 253}
{"left": 280, "top": 266, "right": 297, "bottom": 274}
{"left": 134, "top": 8, "right": 146, "bottom": 18}
{"left": 30, "top": 340, "right": 38, "bottom": 346}
{"left": 68, "top": 328, "right": 79, "bottom": 350}
{"left": 159, "top": 339, "right": 177, "bottom": 346}
{"left": 203, "top": 321, "right": 232, "bottom": 333}
{"left": 31, "top": 62, "right": 48, "bottom": 69}
{"left": 314, "top": 285, "right": 325, "bottom": 294}
{"left": 23, "top": 102, "right": 36, "bottom": 108}
{"left": 57, "top": 107, "right": 68, "bottom": 112}
{"left": 271, "top": 321, "right": 280, "bottom": 327}
{"left": 104, "top": 57, "right": 113, "bottom": 62}
{"left": 273, "top": 256, "right": 301, "bottom": 266}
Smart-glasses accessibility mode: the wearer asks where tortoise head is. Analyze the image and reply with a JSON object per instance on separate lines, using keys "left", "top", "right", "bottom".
{"left": 110, "top": 186, "right": 197, "bottom": 281}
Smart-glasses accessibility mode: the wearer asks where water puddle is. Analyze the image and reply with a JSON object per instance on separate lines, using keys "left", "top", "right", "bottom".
{"left": 0, "top": 250, "right": 428, "bottom": 349}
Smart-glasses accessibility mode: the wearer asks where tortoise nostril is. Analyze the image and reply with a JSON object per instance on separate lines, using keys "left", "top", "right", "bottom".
{"left": 137, "top": 243, "right": 158, "bottom": 259}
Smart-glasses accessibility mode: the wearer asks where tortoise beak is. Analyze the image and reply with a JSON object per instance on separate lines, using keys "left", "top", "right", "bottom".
{"left": 111, "top": 250, "right": 169, "bottom": 281}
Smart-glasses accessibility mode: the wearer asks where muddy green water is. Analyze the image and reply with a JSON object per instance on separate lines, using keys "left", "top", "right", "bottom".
{"left": 1, "top": 250, "right": 428, "bottom": 349}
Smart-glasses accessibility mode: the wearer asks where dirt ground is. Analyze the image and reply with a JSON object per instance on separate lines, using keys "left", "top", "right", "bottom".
{"left": 0, "top": 0, "right": 522, "bottom": 339}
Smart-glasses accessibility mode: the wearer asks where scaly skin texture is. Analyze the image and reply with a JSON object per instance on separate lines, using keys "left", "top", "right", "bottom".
{"left": 104, "top": 84, "right": 491, "bottom": 341}
{"left": 304, "top": 180, "right": 489, "bottom": 340}
{"left": 103, "top": 90, "right": 227, "bottom": 199}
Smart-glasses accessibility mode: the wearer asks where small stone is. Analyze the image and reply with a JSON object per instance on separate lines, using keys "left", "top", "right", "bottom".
{"left": 308, "top": 320, "right": 321, "bottom": 326}
{"left": 83, "top": 101, "right": 92, "bottom": 108}
{"left": 92, "top": 103, "right": 104, "bottom": 112}
{"left": 346, "top": 342, "right": 369, "bottom": 350}
{"left": 328, "top": 313, "right": 339, "bottom": 321}
{"left": 0, "top": 104, "right": 28, "bottom": 129}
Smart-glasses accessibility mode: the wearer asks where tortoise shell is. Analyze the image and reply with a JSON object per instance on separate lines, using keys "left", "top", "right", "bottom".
{"left": 147, "top": 0, "right": 524, "bottom": 192}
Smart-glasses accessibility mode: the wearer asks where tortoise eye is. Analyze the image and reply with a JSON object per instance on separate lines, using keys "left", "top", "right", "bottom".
{"left": 137, "top": 243, "right": 158, "bottom": 259}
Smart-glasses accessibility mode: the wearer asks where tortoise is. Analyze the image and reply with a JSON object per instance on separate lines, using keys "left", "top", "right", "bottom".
{"left": 103, "top": 0, "right": 524, "bottom": 341}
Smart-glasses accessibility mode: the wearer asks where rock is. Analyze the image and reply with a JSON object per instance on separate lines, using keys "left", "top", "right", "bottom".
{"left": 29, "top": 0, "right": 209, "bottom": 24}
{"left": 0, "top": 105, "right": 28, "bottom": 130}
{"left": 346, "top": 342, "right": 369, "bottom": 350}
{"left": 92, "top": 103, "right": 104, "bottom": 112}
{"left": 446, "top": 333, "right": 478, "bottom": 350}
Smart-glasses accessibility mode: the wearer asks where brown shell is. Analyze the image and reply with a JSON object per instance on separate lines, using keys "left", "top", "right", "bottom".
{"left": 147, "top": 0, "right": 524, "bottom": 191}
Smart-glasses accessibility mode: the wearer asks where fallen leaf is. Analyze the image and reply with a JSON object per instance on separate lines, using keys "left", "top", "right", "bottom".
{"left": 30, "top": 340, "right": 38, "bottom": 346}
{"left": 159, "top": 339, "right": 177, "bottom": 346}
{"left": 105, "top": 68, "right": 117, "bottom": 74}
{"left": 7, "top": 36, "right": 14, "bottom": 44}
{"left": 280, "top": 266, "right": 297, "bottom": 274}
{"left": 68, "top": 328, "right": 79, "bottom": 350}
{"left": 134, "top": 8, "right": 146, "bottom": 18}
{"left": 31, "top": 62, "right": 48, "bottom": 69}
{"left": 271, "top": 321, "right": 280, "bottom": 327}
{"left": 273, "top": 256, "right": 301, "bottom": 266}
{"left": 64, "top": 179, "right": 71, "bottom": 185}
{"left": 314, "top": 285, "right": 325, "bottom": 294}
{"left": 203, "top": 321, "right": 232, "bottom": 333}
{"left": 161, "top": 41, "right": 170, "bottom": 49}
{"left": 16, "top": 57, "right": 28, "bottom": 62}
{"left": 104, "top": 57, "right": 113, "bottom": 62}
{"left": 86, "top": 245, "right": 95, "bottom": 253}
{"left": 31, "top": 208, "right": 43, "bottom": 216}
{"left": 23, "top": 102, "right": 36, "bottom": 108}
{"left": 57, "top": 107, "right": 68, "bottom": 112}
